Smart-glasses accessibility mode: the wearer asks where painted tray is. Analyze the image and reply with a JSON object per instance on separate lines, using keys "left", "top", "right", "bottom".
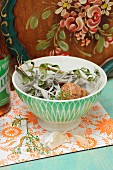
{"left": 1, "top": 0, "right": 113, "bottom": 76}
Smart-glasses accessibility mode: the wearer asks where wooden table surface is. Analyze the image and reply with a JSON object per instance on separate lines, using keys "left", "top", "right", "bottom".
{"left": 1, "top": 79, "right": 113, "bottom": 170}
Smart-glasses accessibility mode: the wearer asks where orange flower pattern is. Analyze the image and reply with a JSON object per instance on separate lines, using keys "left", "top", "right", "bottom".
{"left": 76, "top": 137, "right": 97, "bottom": 149}
{"left": 2, "top": 127, "right": 22, "bottom": 138}
{"left": 0, "top": 91, "right": 113, "bottom": 167}
{"left": 24, "top": 111, "right": 38, "bottom": 125}
{"left": 94, "top": 118, "right": 113, "bottom": 136}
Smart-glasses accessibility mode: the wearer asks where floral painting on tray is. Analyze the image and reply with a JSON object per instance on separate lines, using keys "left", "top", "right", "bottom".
{"left": 1, "top": 0, "right": 113, "bottom": 67}
{"left": 26, "top": 0, "right": 113, "bottom": 58}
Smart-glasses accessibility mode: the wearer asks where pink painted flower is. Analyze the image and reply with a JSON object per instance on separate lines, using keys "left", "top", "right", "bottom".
{"left": 65, "top": 17, "right": 84, "bottom": 32}
{"left": 71, "top": 11, "right": 77, "bottom": 17}
{"left": 63, "top": 12, "right": 70, "bottom": 18}
{"left": 49, "top": 48, "right": 69, "bottom": 56}
{"left": 104, "top": 37, "right": 113, "bottom": 48}
{"left": 79, "top": 12, "right": 86, "bottom": 18}
{"left": 74, "top": 2, "right": 81, "bottom": 8}
{"left": 89, "top": 27, "right": 98, "bottom": 34}
{"left": 88, "top": 0, "right": 102, "bottom": 6}
{"left": 60, "top": 19, "right": 66, "bottom": 28}
{"left": 87, "top": 5, "right": 101, "bottom": 29}
{"left": 81, "top": 38, "right": 91, "bottom": 46}
{"left": 75, "top": 31, "right": 86, "bottom": 40}
{"left": 82, "top": 26, "right": 88, "bottom": 33}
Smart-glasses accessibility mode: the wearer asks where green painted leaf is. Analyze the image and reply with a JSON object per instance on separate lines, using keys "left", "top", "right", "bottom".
{"left": 109, "top": 27, "right": 113, "bottom": 33}
{"left": 26, "top": 17, "right": 32, "bottom": 30}
{"left": 46, "top": 30, "right": 55, "bottom": 39}
{"left": 95, "top": 36, "right": 105, "bottom": 53}
{"left": 30, "top": 16, "right": 38, "bottom": 30}
{"left": 103, "top": 24, "right": 109, "bottom": 30}
{"left": 51, "top": 24, "right": 58, "bottom": 30}
{"left": 95, "top": 34, "right": 100, "bottom": 40}
{"left": 36, "top": 41, "right": 50, "bottom": 50}
{"left": 58, "top": 40, "right": 69, "bottom": 51}
{"left": 42, "top": 10, "right": 51, "bottom": 20}
{"left": 59, "top": 30, "right": 66, "bottom": 40}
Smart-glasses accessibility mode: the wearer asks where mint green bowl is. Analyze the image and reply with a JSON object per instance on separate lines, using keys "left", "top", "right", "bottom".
{"left": 12, "top": 56, "right": 107, "bottom": 131}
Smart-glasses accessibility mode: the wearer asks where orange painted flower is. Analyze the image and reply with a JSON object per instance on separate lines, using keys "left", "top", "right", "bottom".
{"left": 30, "top": 152, "right": 40, "bottom": 159}
{"left": 94, "top": 118, "right": 113, "bottom": 136}
{"left": 85, "top": 128, "right": 93, "bottom": 136}
{"left": 24, "top": 111, "right": 38, "bottom": 125}
{"left": 76, "top": 137, "right": 97, "bottom": 149}
{"left": 92, "top": 105, "right": 101, "bottom": 111}
{"left": 7, "top": 153, "right": 19, "bottom": 161}
{"left": 13, "top": 108, "right": 23, "bottom": 116}
{"left": 2, "top": 127, "right": 22, "bottom": 138}
{"left": 65, "top": 132, "right": 72, "bottom": 138}
{"left": 81, "top": 117, "right": 93, "bottom": 125}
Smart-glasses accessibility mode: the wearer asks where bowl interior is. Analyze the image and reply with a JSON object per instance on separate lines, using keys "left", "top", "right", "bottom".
{"left": 12, "top": 56, "right": 107, "bottom": 101}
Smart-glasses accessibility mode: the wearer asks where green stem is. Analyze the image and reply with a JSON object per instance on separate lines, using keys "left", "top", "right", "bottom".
{"left": 99, "top": 31, "right": 112, "bottom": 37}
{"left": 74, "top": 38, "right": 92, "bottom": 57}
{"left": 54, "top": 26, "right": 60, "bottom": 47}
{"left": 75, "top": 46, "right": 92, "bottom": 57}
{"left": 43, "top": 5, "right": 56, "bottom": 11}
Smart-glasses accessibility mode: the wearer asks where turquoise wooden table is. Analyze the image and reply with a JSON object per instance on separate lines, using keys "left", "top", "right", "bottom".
{"left": 0, "top": 79, "right": 113, "bottom": 170}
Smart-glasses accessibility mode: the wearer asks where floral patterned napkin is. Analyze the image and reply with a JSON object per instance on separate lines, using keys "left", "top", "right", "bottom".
{"left": 0, "top": 91, "right": 113, "bottom": 167}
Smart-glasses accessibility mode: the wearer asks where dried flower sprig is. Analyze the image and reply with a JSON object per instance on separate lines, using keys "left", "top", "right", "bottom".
{"left": 12, "top": 115, "right": 49, "bottom": 154}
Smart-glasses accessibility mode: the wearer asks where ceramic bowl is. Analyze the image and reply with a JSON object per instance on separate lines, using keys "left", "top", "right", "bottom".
{"left": 12, "top": 56, "right": 107, "bottom": 131}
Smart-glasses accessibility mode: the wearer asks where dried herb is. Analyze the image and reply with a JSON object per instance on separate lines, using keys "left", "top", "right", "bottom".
{"left": 12, "top": 115, "right": 49, "bottom": 154}
{"left": 16, "top": 61, "right": 101, "bottom": 100}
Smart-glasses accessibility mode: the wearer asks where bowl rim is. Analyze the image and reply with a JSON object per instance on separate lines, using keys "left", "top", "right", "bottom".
{"left": 12, "top": 56, "right": 107, "bottom": 102}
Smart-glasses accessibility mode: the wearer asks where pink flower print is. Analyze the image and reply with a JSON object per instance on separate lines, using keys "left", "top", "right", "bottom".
{"left": 71, "top": 11, "right": 77, "bottom": 17}
{"left": 74, "top": 2, "right": 81, "bottom": 8}
{"left": 81, "top": 38, "right": 91, "bottom": 46}
{"left": 86, "top": 38, "right": 91, "bottom": 46}
{"left": 82, "top": 25, "right": 88, "bottom": 33}
{"left": 55, "top": 47, "right": 62, "bottom": 54}
{"left": 63, "top": 12, "right": 70, "bottom": 18}
{"left": 60, "top": 19, "right": 66, "bottom": 28}
{"left": 75, "top": 31, "right": 86, "bottom": 40}
{"left": 65, "top": 17, "right": 84, "bottom": 32}
{"left": 89, "top": 27, "right": 98, "bottom": 34}
{"left": 104, "top": 37, "right": 113, "bottom": 48}
{"left": 79, "top": 12, "right": 86, "bottom": 18}
{"left": 85, "top": 5, "right": 90, "bottom": 11}
{"left": 88, "top": 0, "right": 102, "bottom": 6}
{"left": 87, "top": 5, "right": 101, "bottom": 29}
{"left": 49, "top": 48, "right": 70, "bottom": 56}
